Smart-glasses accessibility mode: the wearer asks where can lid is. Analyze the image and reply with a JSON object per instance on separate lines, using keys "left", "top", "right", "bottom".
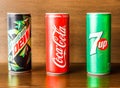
{"left": 7, "top": 13, "right": 30, "bottom": 15}
{"left": 45, "top": 13, "right": 69, "bottom": 15}
{"left": 45, "top": 13, "right": 69, "bottom": 18}
{"left": 87, "top": 12, "right": 111, "bottom": 15}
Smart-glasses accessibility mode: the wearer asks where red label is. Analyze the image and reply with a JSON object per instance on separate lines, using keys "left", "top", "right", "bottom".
{"left": 46, "top": 13, "right": 69, "bottom": 73}
{"left": 97, "top": 38, "right": 108, "bottom": 50}
{"left": 52, "top": 24, "right": 66, "bottom": 68}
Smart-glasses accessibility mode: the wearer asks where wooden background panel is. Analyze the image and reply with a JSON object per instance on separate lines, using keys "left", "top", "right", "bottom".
{"left": 0, "top": 0, "right": 120, "bottom": 63}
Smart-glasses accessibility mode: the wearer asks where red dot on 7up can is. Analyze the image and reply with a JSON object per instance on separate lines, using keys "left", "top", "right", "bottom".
{"left": 86, "top": 13, "right": 111, "bottom": 75}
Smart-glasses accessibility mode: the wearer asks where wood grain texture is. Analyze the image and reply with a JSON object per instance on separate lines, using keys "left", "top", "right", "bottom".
{"left": 0, "top": 63, "right": 120, "bottom": 87}
{"left": 0, "top": 0, "right": 120, "bottom": 63}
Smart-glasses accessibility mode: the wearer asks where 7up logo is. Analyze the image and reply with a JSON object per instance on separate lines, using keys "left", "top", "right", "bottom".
{"left": 89, "top": 31, "right": 108, "bottom": 55}
{"left": 97, "top": 38, "right": 108, "bottom": 50}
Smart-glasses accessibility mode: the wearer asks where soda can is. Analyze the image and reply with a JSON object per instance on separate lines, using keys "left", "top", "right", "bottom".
{"left": 45, "top": 13, "right": 69, "bottom": 75}
{"left": 7, "top": 13, "right": 32, "bottom": 73}
{"left": 86, "top": 13, "right": 111, "bottom": 75}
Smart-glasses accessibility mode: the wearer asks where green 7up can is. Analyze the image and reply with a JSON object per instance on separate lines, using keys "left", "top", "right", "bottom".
{"left": 86, "top": 13, "right": 111, "bottom": 75}
{"left": 7, "top": 13, "right": 31, "bottom": 74}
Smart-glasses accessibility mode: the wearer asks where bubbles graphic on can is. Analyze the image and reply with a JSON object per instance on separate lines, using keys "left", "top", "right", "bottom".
{"left": 7, "top": 13, "right": 31, "bottom": 73}
{"left": 86, "top": 13, "right": 111, "bottom": 75}
{"left": 45, "top": 13, "right": 69, "bottom": 75}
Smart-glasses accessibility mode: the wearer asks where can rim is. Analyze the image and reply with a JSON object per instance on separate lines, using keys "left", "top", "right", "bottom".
{"left": 7, "top": 13, "right": 30, "bottom": 15}
{"left": 45, "top": 13, "right": 69, "bottom": 15}
{"left": 87, "top": 12, "right": 111, "bottom": 14}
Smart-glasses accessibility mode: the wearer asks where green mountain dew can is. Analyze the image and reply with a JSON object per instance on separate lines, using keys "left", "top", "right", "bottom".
{"left": 86, "top": 13, "right": 111, "bottom": 75}
{"left": 7, "top": 13, "right": 31, "bottom": 73}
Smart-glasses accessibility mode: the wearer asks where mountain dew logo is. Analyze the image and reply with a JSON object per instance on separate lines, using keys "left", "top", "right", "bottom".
{"left": 13, "top": 26, "right": 30, "bottom": 57}
{"left": 89, "top": 31, "right": 108, "bottom": 55}
{"left": 8, "top": 17, "right": 31, "bottom": 58}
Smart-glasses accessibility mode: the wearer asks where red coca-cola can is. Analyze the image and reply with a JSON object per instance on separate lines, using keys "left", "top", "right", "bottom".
{"left": 45, "top": 13, "right": 69, "bottom": 75}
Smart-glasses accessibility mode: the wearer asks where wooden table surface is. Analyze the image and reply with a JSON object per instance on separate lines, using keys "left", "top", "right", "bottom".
{"left": 0, "top": 63, "right": 120, "bottom": 88}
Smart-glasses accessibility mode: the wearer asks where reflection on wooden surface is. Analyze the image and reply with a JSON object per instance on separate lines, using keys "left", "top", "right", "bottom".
{"left": 0, "top": 63, "right": 120, "bottom": 87}
{"left": 46, "top": 75, "right": 68, "bottom": 88}
{"left": 87, "top": 75, "right": 109, "bottom": 88}
{"left": 8, "top": 73, "right": 32, "bottom": 87}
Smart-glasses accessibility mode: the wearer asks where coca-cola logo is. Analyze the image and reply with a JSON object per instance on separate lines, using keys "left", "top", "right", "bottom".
{"left": 52, "top": 24, "right": 66, "bottom": 68}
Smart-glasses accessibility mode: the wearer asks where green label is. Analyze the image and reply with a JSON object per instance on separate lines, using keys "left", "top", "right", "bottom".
{"left": 86, "top": 13, "right": 111, "bottom": 74}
